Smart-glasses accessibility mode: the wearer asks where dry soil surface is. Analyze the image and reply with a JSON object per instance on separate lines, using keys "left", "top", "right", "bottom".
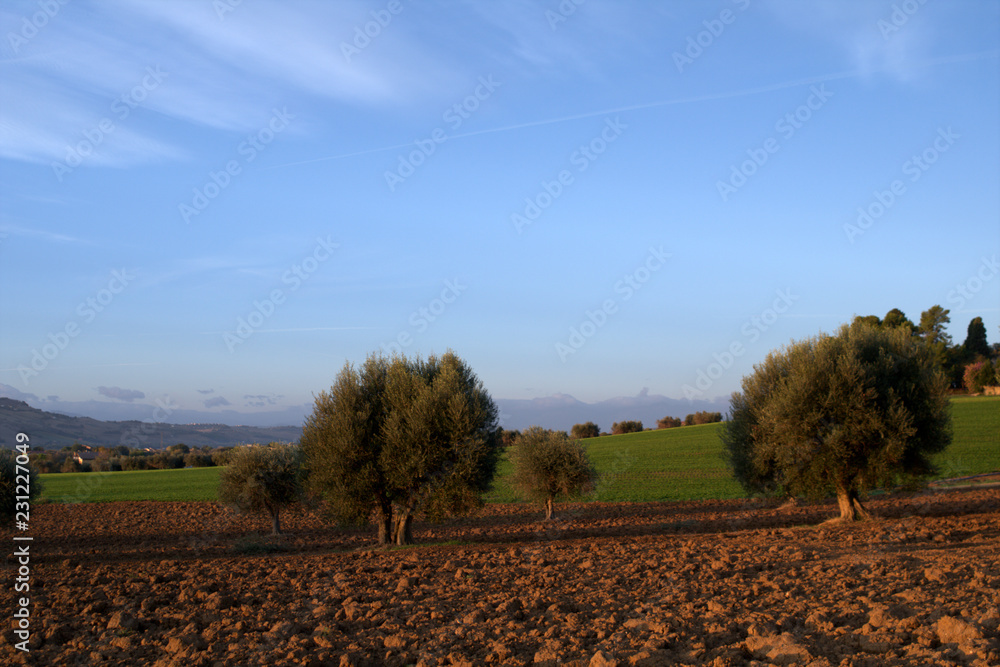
{"left": 3, "top": 488, "right": 999, "bottom": 666}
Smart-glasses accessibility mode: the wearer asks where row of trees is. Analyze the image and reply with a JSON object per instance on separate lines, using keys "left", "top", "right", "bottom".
{"left": 568, "top": 411, "right": 724, "bottom": 438}
{"left": 657, "top": 411, "right": 723, "bottom": 428}
{"left": 216, "top": 351, "right": 600, "bottom": 543}
{"left": 3, "top": 313, "right": 989, "bottom": 529}
{"left": 853, "top": 307, "right": 998, "bottom": 389}
{"left": 214, "top": 315, "right": 974, "bottom": 538}
{"left": 32, "top": 444, "right": 234, "bottom": 474}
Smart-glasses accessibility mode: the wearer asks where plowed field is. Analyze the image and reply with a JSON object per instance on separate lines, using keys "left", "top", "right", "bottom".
{"left": 3, "top": 488, "right": 999, "bottom": 666}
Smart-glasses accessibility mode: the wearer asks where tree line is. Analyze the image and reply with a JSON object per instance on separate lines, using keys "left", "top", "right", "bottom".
{"left": 852, "top": 306, "right": 998, "bottom": 390}
{"left": 29, "top": 443, "right": 237, "bottom": 474}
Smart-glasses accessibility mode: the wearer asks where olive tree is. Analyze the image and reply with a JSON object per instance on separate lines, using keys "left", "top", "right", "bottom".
{"left": 510, "top": 426, "right": 597, "bottom": 520}
{"left": 301, "top": 351, "right": 502, "bottom": 546}
{"left": 570, "top": 422, "right": 600, "bottom": 439}
{"left": 721, "top": 322, "right": 951, "bottom": 521}
{"left": 218, "top": 443, "right": 302, "bottom": 535}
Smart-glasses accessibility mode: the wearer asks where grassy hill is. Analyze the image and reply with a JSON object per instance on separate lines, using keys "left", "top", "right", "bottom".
{"left": 39, "top": 396, "right": 999, "bottom": 504}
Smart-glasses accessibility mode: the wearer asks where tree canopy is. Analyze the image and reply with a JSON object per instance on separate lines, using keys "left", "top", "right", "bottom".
{"left": 218, "top": 443, "right": 302, "bottom": 535}
{"left": 510, "top": 426, "right": 597, "bottom": 520}
{"left": 722, "top": 321, "right": 952, "bottom": 521}
{"left": 300, "top": 351, "right": 502, "bottom": 545}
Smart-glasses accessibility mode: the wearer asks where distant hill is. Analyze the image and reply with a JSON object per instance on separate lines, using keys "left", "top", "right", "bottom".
{"left": 0, "top": 398, "right": 301, "bottom": 450}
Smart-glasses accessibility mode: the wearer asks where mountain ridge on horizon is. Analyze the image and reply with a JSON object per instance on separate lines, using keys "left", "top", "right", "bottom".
{"left": 0, "top": 384, "right": 730, "bottom": 436}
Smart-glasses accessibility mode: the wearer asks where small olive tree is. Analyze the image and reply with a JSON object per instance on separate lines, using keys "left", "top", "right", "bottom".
{"left": 1, "top": 448, "right": 42, "bottom": 527}
{"left": 722, "top": 322, "right": 951, "bottom": 521}
{"left": 611, "top": 420, "right": 643, "bottom": 435}
{"left": 218, "top": 443, "right": 302, "bottom": 535}
{"left": 510, "top": 426, "right": 598, "bottom": 520}
{"left": 570, "top": 422, "right": 600, "bottom": 439}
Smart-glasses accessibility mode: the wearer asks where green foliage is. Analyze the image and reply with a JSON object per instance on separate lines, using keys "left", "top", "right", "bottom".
{"left": 301, "top": 351, "right": 502, "bottom": 545}
{"left": 509, "top": 426, "right": 597, "bottom": 518}
{"left": 218, "top": 443, "right": 302, "bottom": 534}
{"left": 657, "top": 416, "right": 682, "bottom": 429}
{"left": 722, "top": 322, "right": 952, "bottom": 518}
{"left": 963, "top": 361, "right": 997, "bottom": 393}
{"left": 570, "top": 422, "right": 600, "bottom": 439}
{"left": 611, "top": 420, "right": 643, "bottom": 435}
{"left": 685, "top": 411, "right": 722, "bottom": 426}
{"left": 500, "top": 428, "right": 520, "bottom": 447}
{"left": 882, "top": 308, "right": 916, "bottom": 333}
{"left": 1, "top": 449, "right": 42, "bottom": 526}
{"left": 963, "top": 317, "right": 991, "bottom": 359}
{"left": 184, "top": 452, "right": 216, "bottom": 468}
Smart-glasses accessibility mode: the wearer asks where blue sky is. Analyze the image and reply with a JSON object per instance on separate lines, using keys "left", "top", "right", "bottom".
{"left": 2, "top": 0, "right": 998, "bottom": 426}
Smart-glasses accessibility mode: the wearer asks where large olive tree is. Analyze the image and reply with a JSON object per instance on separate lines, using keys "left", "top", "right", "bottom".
{"left": 301, "top": 351, "right": 502, "bottom": 546}
{"left": 722, "top": 322, "right": 951, "bottom": 521}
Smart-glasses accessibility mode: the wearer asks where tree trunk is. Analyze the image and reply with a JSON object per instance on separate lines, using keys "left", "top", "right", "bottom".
{"left": 393, "top": 511, "right": 413, "bottom": 546}
{"left": 270, "top": 507, "right": 281, "bottom": 535}
{"left": 545, "top": 496, "right": 554, "bottom": 521}
{"left": 376, "top": 505, "right": 392, "bottom": 546}
{"left": 836, "top": 487, "right": 871, "bottom": 521}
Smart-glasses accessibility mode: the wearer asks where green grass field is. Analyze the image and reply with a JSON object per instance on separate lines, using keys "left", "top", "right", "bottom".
{"left": 931, "top": 395, "right": 1000, "bottom": 478}
{"left": 39, "top": 466, "right": 221, "bottom": 503}
{"left": 39, "top": 396, "right": 999, "bottom": 504}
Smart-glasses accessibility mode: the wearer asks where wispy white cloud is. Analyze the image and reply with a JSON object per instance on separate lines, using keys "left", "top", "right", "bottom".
{"left": 762, "top": 0, "right": 938, "bottom": 82}
{"left": 0, "top": 0, "right": 463, "bottom": 167}
{"left": 0, "top": 223, "right": 92, "bottom": 245}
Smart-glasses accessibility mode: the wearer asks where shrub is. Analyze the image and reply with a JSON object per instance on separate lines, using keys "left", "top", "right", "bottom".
{"left": 500, "top": 429, "right": 521, "bottom": 448}
{"left": 184, "top": 453, "right": 215, "bottom": 468}
{"left": 570, "top": 422, "right": 600, "bottom": 439}
{"left": 611, "top": 420, "right": 643, "bottom": 435}
{"left": 120, "top": 455, "right": 150, "bottom": 471}
{"left": 510, "top": 427, "right": 597, "bottom": 519}
{"left": 963, "top": 361, "right": 996, "bottom": 394}
{"left": 218, "top": 444, "right": 302, "bottom": 535}
{"left": 1, "top": 448, "right": 42, "bottom": 527}
{"left": 687, "top": 411, "right": 723, "bottom": 426}
{"left": 657, "top": 416, "right": 682, "bottom": 429}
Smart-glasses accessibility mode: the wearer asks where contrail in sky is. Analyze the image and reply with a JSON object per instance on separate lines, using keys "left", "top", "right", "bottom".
{"left": 267, "top": 51, "right": 997, "bottom": 171}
